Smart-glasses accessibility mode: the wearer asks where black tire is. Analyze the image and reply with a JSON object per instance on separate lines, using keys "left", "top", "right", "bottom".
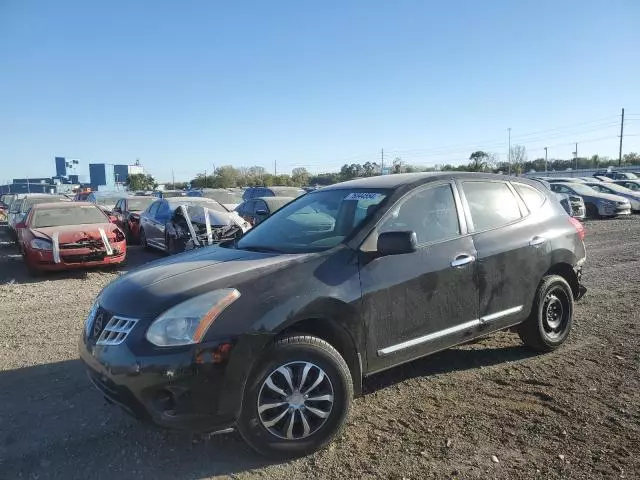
{"left": 139, "top": 228, "right": 152, "bottom": 251}
{"left": 518, "top": 275, "right": 574, "bottom": 352}
{"left": 237, "top": 335, "right": 353, "bottom": 459}
{"left": 585, "top": 203, "right": 600, "bottom": 219}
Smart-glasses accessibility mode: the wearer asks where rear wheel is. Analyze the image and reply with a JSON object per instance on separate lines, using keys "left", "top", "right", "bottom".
{"left": 237, "top": 335, "right": 353, "bottom": 459}
{"left": 518, "top": 275, "right": 574, "bottom": 352}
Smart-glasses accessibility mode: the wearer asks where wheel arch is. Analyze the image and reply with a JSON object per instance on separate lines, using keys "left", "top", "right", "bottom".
{"left": 276, "top": 317, "right": 363, "bottom": 397}
{"left": 544, "top": 262, "right": 580, "bottom": 299}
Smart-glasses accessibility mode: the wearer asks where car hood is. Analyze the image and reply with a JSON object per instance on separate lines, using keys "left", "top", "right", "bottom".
{"left": 98, "top": 246, "right": 307, "bottom": 319}
{"left": 31, "top": 223, "right": 121, "bottom": 243}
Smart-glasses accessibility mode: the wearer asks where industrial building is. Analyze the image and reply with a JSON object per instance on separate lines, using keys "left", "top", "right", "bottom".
{"left": 0, "top": 157, "right": 145, "bottom": 194}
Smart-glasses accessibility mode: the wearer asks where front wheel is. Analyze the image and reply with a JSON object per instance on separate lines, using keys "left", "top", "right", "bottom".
{"left": 139, "top": 228, "right": 152, "bottom": 251}
{"left": 237, "top": 335, "right": 353, "bottom": 459}
{"left": 518, "top": 275, "right": 574, "bottom": 352}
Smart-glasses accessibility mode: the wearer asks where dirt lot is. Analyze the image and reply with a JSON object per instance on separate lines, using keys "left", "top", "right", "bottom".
{"left": 0, "top": 217, "right": 639, "bottom": 480}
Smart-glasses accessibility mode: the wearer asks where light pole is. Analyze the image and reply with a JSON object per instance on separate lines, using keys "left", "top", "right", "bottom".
{"left": 507, "top": 128, "right": 512, "bottom": 175}
{"left": 544, "top": 147, "right": 548, "bottom": 173}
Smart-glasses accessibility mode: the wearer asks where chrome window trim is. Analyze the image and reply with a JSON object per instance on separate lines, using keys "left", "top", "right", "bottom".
{"left": 377, "top": 305, "right": 523, "bottom": 357}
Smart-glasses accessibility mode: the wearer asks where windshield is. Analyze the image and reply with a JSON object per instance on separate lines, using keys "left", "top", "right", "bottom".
{"left": 161, "top": 191, "right": 184, "bottom": 198}
{"left": 31, "top": 206, "right": 108, "bottom": 227}
{"left": 593, "top": 183, "right": 632, "bottom": 194}
{"left": 127, "top": 197, "right": 155, "bottom": 211}
{"left": 271, "top": 187, "right": 306, "bottom": 198}
{"left": 201, "top": 190, "right": 242, "bottom": 204}
{"left": 23, "top": 197, "right": 67, "bottom": 210}
{"left": 236, "top": 189, "right": 389, "bottom": 253}
{"left": 167, "top": 197, "right": 228, "bottom": 213}
{"left": 92, "top": 196, "right": 121, "bottom": 206}
{"left": 568, "top": 183, "right": 601, "bottom": 195}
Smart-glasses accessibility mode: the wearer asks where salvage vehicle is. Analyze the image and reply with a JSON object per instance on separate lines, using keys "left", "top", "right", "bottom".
{"left": 594, "top": 170, "right": 638, "bottom": 181}
{"left": 548, "top": 182, "right": 631, "bottom": 218}
{"left": 80, "top": 172, "right": 587, "bottom": 458}
{"left": 242, "top": 186, "right": 306, "bottom": 201}
{"left": 18, "top": 202, "right": 126, "bottom": 275}
{"left": 186, "top": 188, "right": 244, "bottom": 210}
{"left": 583, "top": 182, "right": 640, "bottom": 212}
{"left": 235, "top": 196, "right": 293, "bottom": 225}
{"left": 139, "top": 197, "right": 250, "bottom": 253}
{"left": 111, "top": 196, "right": 156, "bottom": 243}
{"left": 152, "top": 190, "right": 185, "bottom": 199}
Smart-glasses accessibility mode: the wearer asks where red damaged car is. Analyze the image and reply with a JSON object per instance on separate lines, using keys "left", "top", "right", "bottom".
{"left": 17, "top": 202, "right": 126, "bottom": 275}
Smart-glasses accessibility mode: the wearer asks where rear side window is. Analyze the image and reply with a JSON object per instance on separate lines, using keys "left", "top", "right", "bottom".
{"left": 462, "top": 181, "right": 522, "bottom": 231}
{"left": 513, "top": 183, "right": 546, "bottom": 212}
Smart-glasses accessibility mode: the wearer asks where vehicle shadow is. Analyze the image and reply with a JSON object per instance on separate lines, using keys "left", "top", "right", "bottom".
{"left": 363, "top": 335, "right": 538, "bottom": 395}
{"left": 0, "top": 359, "right": 277, "bottom": 480}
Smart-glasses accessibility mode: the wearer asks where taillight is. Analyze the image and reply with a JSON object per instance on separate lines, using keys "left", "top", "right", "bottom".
{"left": 568, "top": 217, "right": 585, "bottom": 241}
{"left": 129, "top": 213, "right": 140, "bottom": 223}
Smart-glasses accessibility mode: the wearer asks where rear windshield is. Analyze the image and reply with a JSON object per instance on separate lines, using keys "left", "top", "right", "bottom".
{"left": 127, "top": 197, "right": 155, "bottom": 211}
{"left": 31, "top": 206, "right": 108, "bottom": 227}
{"left": 161, "top": 191, "right": 185, "bottom": 198}
{"left": 271, "top": 187, "right": 306, "bottom": 197}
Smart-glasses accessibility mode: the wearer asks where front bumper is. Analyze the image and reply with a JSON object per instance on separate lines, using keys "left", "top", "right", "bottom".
{"left": 78, "top": 328, "right": 267, "bottom": 432}
{"left": 597, "top": 203, "right": 631, "bottom": 217}
{"left": 24, "top": 242, "right": 126, "bottom": 271}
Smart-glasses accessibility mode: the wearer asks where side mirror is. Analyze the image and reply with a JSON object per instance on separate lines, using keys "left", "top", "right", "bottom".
{"left": 377, "top": 231, "right": 417, "bottom": 256}
{"left": 255, "top": 209, "right": 268, "bottom": 217}
{"left": 15, "top": 221, "right": 26, "bottom": 229}
{"left": 108, "top": 215, "right": 118, "bottom": 223}
{"left": 112, "top": 207, "right": 121, "bottom": 213}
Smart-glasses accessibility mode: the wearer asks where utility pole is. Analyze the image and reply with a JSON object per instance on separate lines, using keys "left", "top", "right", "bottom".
{"left": 507, "top": 128, "right": 512, "bottom": 175}
{"left": 204, "top": 169, "right": 207, "bottom": 188}
{"left": 172, "top": 169, "right": 175, "bottom": 187}
{"left": 544, "top": 147, "right": 548, "bottom": 173}
{"left": 573, "top": 143, "right": 578, "bottom": 170}
{"left": 381, "top": 148, "right": 384, "bottom": 174}
{"left": 618, "top": 108, "right": 625, "bottom": 166}
{"left": 274, "top": 160, "right": 277, "bottom": 176}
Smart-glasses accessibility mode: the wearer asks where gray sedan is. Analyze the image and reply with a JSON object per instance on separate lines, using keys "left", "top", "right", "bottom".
{"left": 548, "top": 182, "right": 631, "bottom": 218}
{"left": 583, "top": 182, "right": 640, "bottom": 212}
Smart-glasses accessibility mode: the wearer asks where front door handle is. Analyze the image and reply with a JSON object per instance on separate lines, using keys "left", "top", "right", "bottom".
{"left": 451, "top": 254, "right": 475, "bottom": 268}
{"left": 530, "top": 236, "right": 547, "bottom": 247}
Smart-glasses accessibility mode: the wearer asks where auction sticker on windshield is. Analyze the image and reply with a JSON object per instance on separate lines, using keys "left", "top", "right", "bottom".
{"left": 345, "top": 192, "right": 384, "bottom": 201}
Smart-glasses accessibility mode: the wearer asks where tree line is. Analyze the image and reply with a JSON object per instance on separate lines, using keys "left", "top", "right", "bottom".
{"left": 158, "top": 149, "right": 640, "bottom": 190}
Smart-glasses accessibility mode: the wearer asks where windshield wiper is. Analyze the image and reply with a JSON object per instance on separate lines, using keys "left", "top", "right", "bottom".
{"left": 238, "top": 245, "right": 285, "bottom": 254}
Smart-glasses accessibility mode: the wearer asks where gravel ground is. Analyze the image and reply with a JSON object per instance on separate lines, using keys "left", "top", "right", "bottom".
{"left": 0, "top": 217, "right": 638, "bottom": 480}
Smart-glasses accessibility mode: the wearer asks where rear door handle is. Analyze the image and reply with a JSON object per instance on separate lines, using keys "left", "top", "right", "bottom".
{"left": 530, "top": 236, "right": 547, "bottom": 247}
{"left": 451, "top": 254, "right": 475, "bottom": 267}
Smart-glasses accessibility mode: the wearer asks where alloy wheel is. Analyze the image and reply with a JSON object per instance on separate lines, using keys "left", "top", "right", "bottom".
{"left": 257, "top": 361, "right": 334, "bottom": 440}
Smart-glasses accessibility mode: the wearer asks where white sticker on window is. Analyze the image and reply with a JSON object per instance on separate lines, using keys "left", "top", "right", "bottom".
{"left": 345, "top": 192, "right": 383, "bottom": 201}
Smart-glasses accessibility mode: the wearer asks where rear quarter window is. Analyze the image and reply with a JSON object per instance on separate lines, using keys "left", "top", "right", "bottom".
{"left": 462, "top": 181, "right": 522, "bottom": 231}
{"left": 513, "top": 183, "right": 546, "bottom": 212}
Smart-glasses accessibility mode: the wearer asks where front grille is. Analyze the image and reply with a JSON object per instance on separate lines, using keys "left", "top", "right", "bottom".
{"left": 86, "top": 305, "right": 138, "bottom": 346}
{"left": 96, "top": 316, "right": 138, "bottom": 346}
{"left": 63, "top": 252, "right": 107, "bottom": 263}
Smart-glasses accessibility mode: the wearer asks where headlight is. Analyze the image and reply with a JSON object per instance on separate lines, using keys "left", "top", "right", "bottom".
{"left": 145, "top": 288, "right": 240, "bottom": 347}
{"left": 84, "top": 301, "right": 99, "bottom": 336}
{"left": 30, "top": 238, "right": 53, "bottom": 250}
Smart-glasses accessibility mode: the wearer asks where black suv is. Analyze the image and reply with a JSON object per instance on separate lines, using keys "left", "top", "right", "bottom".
{"left": 80, "top": 173, "right": 587, "bottom": 458}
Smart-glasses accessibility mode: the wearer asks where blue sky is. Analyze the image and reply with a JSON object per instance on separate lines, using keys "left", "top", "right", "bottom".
{"left": 1, "top": 0, "right": 639, "bottom": 182}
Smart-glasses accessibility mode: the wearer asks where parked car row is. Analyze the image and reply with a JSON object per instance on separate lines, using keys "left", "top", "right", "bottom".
{"left": 531, "top": 174, "right": 639, "bottom": 218}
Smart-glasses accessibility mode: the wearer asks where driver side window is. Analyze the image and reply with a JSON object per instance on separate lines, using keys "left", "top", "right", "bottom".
{"left": 379, "top": 184, "right": 460, "bottom": 245}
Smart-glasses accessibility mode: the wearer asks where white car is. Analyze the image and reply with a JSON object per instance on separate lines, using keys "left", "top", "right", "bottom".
{"left": 584, "top": 182, "right": 640, "bottom": 212}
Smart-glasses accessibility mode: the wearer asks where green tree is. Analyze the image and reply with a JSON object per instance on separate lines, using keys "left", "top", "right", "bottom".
{"left": 126, "top": 173, "right": 157, "bottom": 191}
{"left": 623, "top": 152, "right": 640, "bottom": 165}
{"left": 468, "top": 151, "right": 490, "bottom": 171}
